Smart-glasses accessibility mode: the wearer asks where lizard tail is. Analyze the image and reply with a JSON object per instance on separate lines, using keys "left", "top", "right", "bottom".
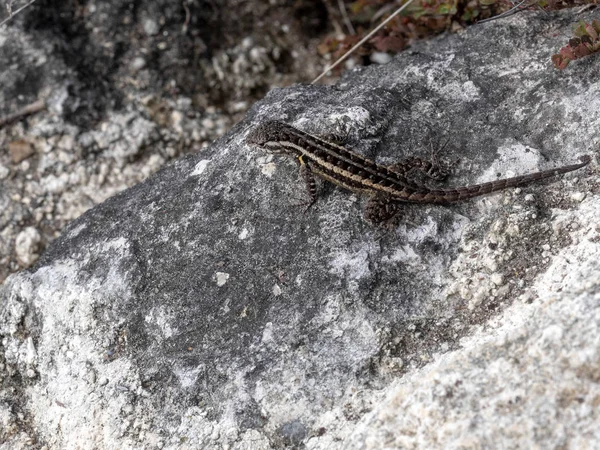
{"left": 410, "top": 155, "right": 591, "bottom": 203}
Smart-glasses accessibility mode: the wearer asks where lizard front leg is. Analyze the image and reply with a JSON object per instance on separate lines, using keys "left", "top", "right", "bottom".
{"left": 295, "top": 155, "right": 318, "bottom": 211}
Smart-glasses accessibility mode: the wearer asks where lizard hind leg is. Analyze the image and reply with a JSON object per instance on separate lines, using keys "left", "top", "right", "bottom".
{"left": 388, "top": 154, "right": 453, "bottom": 183}
{"left": 426, "top": 137, "right": 455, "bottom": 181}
{"left": 364, "top": 194, "right": 400, "bottom": 226}
{"left": 388, "top": 138, "right": 455, "bottom": 182}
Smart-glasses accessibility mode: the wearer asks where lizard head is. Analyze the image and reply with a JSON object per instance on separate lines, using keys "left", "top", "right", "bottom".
{"left": 246, "top": 120, "right": 291, "bottom": 150}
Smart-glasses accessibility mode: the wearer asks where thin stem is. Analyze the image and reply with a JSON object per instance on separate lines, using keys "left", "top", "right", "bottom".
{"left": 0, "top": 0, "right": 38, "bottom": 28}
{"left": 0, "top": 99, "right": 46, "bottom": 128}
{"left": 477, "top": 0, "right": 531, "bottom": 25}
{"left": 312, "top": 0, "right": 417, "bottom": 84}
{"left": 337, "top": 0, "right": 355, "bottom": 35}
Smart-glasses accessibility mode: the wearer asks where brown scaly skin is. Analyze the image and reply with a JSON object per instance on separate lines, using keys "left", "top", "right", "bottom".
{"left": 247, "top": 120, "right": 591, "bottom": 224}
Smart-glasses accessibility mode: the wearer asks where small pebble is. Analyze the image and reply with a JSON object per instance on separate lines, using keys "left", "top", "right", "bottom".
{"left": 371, "top": 52, "right": 392, "bottom": 65}
{"left": 9, "top": 140, "right": 34, "bottom": 163}
{"left": 241, "top": 37, "right": 254, "bottom": 48}
{"left": 201, "top": 118, "right": 215, "bottom": 129}
{"left": 571, "top": 192, "right": 586, "bottom": 202}
{"left": 176, "top": 97, "right": 192, "bottom": 111}
{"left": 132, "top": 57, "right": 146, "bottom": 71}
{"left": 143, "top": 19, "right": 160, "bottom": 36}
{"left": 15, "top": 227, "right": 41, "bottom": 266}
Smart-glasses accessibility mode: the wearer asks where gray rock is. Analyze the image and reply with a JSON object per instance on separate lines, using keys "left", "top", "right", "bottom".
{"left": 1, "top": 10, "right": 599, "bottom": 450}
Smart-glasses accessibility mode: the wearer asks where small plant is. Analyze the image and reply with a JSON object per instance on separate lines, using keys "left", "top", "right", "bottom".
{"left": 552, "top": 20, "right": 600, "bottom": 70}
{"left": 319, "top": 0, "right": 516, "bottom": 68}
{"left": 318, "top": 1, "right": 599, "bottom": 77}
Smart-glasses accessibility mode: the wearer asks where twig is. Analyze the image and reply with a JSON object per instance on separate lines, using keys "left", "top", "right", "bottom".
{"left": 337, "top": 0, "right": 355, "bottom": 35}
{"left": 476, "top": 0, "right": 531, "bottom": 25}
{"left": 0, "top": 99, "right": 46, "bottom": 128}
{"left": 576, "top": 4, "right": 596, "bottom": 14}
{"left": 312, "top": 0, "right": 417, "bottom": 84}
{"left": 372, "top": 2, "right": 396, "bottom": 23}
{"left": 0, "top": 0, "right": 37, "bottom": 28}
{"left": 182, "top": 0, "right": 191, "bottom": 33}
{"left": 6, "top": 0, "right": 14, "bottom": 17}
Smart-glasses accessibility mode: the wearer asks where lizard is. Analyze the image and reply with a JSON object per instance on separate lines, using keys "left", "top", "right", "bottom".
{"left": 246, "top": 120, "right": 591, "bottom": 224}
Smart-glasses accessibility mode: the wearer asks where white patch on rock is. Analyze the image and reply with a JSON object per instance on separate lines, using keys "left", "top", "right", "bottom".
{"left": 405, "top": 216, "right": 439, "bottom": 243}
{"left": 24, "top": 337, "right": 37, "bottom": 365}
{"left": 440, "top": 80, "right": 481, "bottom": 101}
{"left": 260, "top": 162, "right": 277, "bottom": 178}
{"left": 173, "top": 365, "right": 204, "bottom": 389}
{"left": 261, "top": 322, "right": 274, "bottom": 343}
{"left": 477, "top": 142, "right": 543, "bottom": 185}
{"left": 238, "top": 228, "right": 250, "bottom": 240}
{"left": 327, "top": 107, "right": 372, "bottom": 130}
{"left": 271, "top": 284, "right": 282, "bottom": 297}
{"left": 145, "top": 306, "right": 176, "bottom": 339}
{"left": 382, "top": 245, "right": 421, "bottom": 265}
{"left": 215, "top": 272, "right": 230, "bottom": 286}
{"left": 0, "top": 243, "right": 141, "bottom": 448}
{"left": 329, "top": 247, "right": 371, "bottom": 280}
{"left": 67, "top": 223, "right": 87, "bottom": 239}
{"left": 191, "top": 159, "right": 211, "bottom": 176}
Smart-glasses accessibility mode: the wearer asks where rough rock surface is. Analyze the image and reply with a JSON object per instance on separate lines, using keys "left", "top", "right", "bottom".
{"left": 1, "top": 10, "right": 600, "bottom": 450}
{"left": 0, "top": 0, "right": 327, "bottom": 283}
